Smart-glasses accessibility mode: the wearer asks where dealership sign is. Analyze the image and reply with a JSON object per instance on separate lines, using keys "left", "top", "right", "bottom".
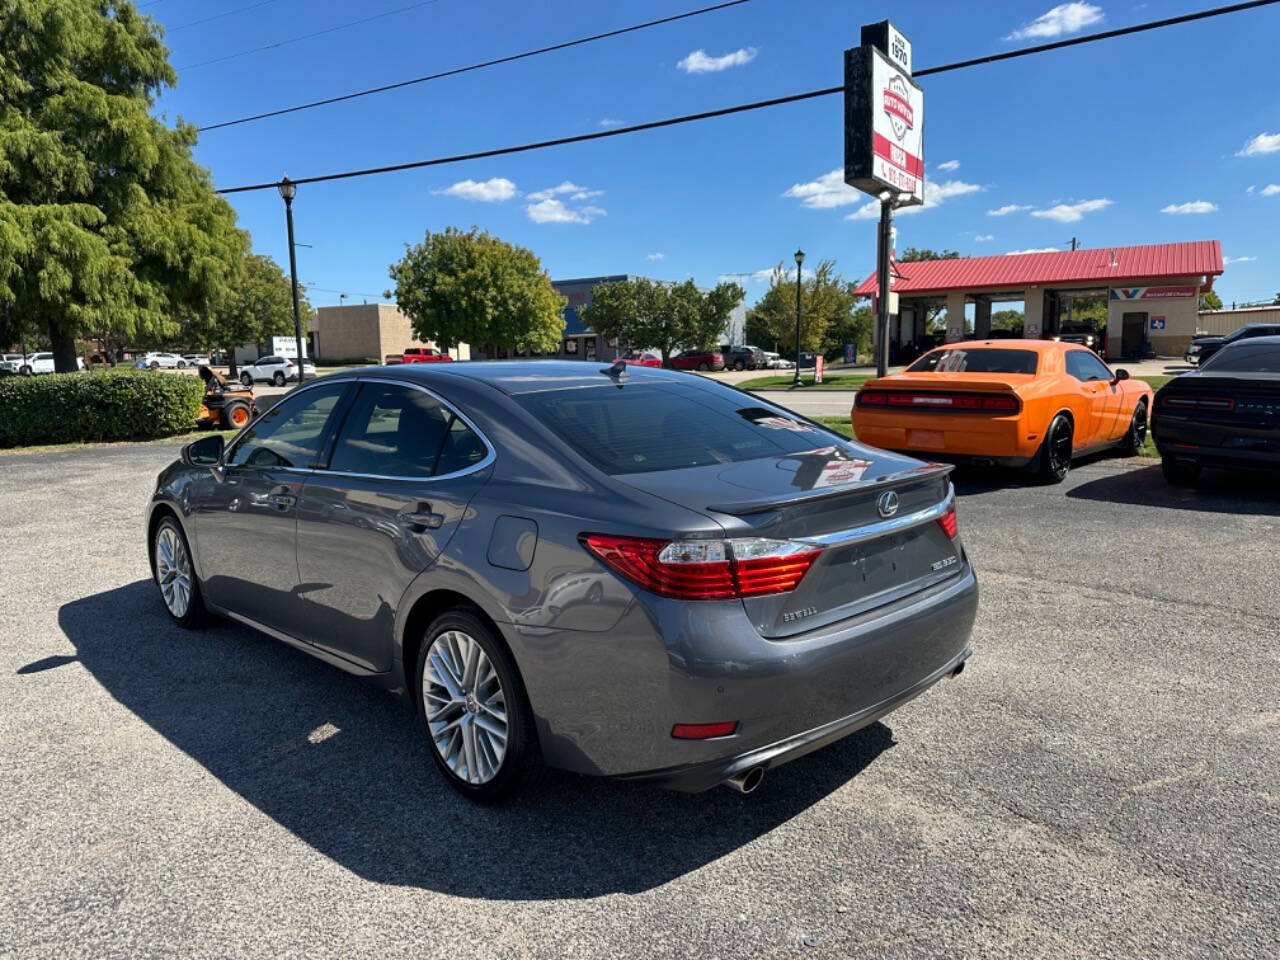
{"left": 844, "top": 21, "right": 924, "bottom": 205}
{"left": 1110, "top": 286, "right": 1196, "bottom": 300}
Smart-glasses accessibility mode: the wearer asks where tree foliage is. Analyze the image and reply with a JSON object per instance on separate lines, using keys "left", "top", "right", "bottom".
{"left": 581, "top": 278, "right": 744, "bottom": 366}
{"left": 745, "top": 261, "right": 862, "bottom": 356}
{"left": 1, "top": 0, "right": 248, "bottom": 371}
{"left": 990, "top": 309, "right": 1024, "bottom": 331}
{"left": 899, "top": 247, "right": 961, "bottom": 262}
{"left": 1198, "top": 289, "right": 1223, "bottom": 311}
{"left": 389, "top": 227, "right": 565, "bottom": 355}
{"left": 182, "top": 254, "right": 309, "bottom": 375}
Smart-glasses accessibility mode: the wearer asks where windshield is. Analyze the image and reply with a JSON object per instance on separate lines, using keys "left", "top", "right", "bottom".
{"left": 908, "top": 348, "right": 1039, "bottom": 375}
{"left": 514, "top": 382, "right": 847, "bottom": 475}
{"left": 1200, "top": 341, "right": 1280, "bottom": 373}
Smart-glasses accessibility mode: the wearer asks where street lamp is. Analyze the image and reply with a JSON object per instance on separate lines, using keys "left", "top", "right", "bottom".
{"left": 277, "top": 175, "right": 305, "bottom": 385}
{"left": 792, "top": 248, "right": 805, "bottom": 388}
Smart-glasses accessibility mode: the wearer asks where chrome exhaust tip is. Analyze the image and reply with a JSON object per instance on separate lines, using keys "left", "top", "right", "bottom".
{"left": 723, "top": 765, "right": 765, "bottom": 794}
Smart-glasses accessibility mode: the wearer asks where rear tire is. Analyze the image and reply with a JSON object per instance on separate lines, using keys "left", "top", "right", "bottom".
{"left": 272, "top": 371, "right": 286, "bottom": 386}
{"left": 697, "top": 362, "right": 709, "bottom": 371}
{"left": 415, "top": 609, "right": 537, "bottom": 803}
{"left": 152, "top": 516, "right": 206, "bottom": 629}
{"left": 149, "top": 361, "right": 159, "bottom": 370}
{"left": 1161, "top": 456, "right": 1201, "bottom": 487}
{"left": 222, "top": 400, "right": 251, "bottom": 429}
{"left": 1038, "top": 414, "right": 1073, "bottom": 483}
{"left": 1120, "top": 401, "right": 1148, "bottom": 456}
{"left": 734, "top": 360, "right": 745, "bottom": 371}
{"left": 176, "top": 360, "right": 187, "bottom": 369}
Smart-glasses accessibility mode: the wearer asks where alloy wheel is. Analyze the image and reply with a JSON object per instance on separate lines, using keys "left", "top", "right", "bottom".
{"left": 155, "top": 525, "right": 192, "bottom": 618}
{"left": 1049, "top": 420, "right": 1072, "bottom": 477}
{"left": 1132, "top": 406, "right": 1148, "bottom": 448}
{"left": 422, "top": 630, "right": 508, "bottom": 785}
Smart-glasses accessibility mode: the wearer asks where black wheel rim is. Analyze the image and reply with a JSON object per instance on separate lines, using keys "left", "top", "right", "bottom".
{"left": 1133, "top": 408, "right": 1147, "bottom": 446}
{"left": 1049, "top": 421, "right": 1071, "bottom": 475}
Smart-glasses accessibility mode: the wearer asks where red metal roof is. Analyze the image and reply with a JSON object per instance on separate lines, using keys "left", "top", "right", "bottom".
{"left": 855, "top": 240, "right": 1222, "bottom": 297}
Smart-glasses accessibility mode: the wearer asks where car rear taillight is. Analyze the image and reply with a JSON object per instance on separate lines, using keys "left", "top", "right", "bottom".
{"left": 582, "top": 535, "right": 821, "bottom": 601}
{"left": 936, "top": 502, "right": 958, "bottom": 540}
{"left": 1160, "top": 394, "right": 1234, "bottom": 412}
{"left": 857, "top": 390, "right": 1021, "bottom": 413}
{"left": 671, "top": 721, "right": 738, "bottom": 740}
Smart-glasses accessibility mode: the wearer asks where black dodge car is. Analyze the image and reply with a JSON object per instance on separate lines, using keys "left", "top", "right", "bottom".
{"left": 1184, "top": 322, "right": 1280, "bottom": 366}
{"left": 1153, "top": 335, "right": 1280, "bottom": 485}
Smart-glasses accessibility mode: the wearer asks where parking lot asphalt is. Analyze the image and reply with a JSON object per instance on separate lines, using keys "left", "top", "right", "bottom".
{"left": 1, "top": 441, "right": 1278, "bottom": 959}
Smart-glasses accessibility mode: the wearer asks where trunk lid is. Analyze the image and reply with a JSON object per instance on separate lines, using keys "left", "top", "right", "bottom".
{"left": 619, "top": 450, "right": 961, "bottom": 638}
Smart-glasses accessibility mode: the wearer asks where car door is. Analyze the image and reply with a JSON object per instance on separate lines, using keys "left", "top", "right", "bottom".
{"left": 293, "top": 380, "right": 493, "bottom": 672}
{"left": 193, "top": 380, "right": 353, "bottom": 633}
{"left": 1064, "top": 349, "right": 1123, "bottom": 444}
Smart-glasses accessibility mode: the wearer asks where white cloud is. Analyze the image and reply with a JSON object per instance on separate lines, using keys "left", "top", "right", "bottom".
{"left": 974, "top": 234, "right": 995, "bottom": 242}
{"left": 1223, "top": 255, "right": 1257, "bottom": 265}
{"left": 646, "top": 252, "right": 665, "bottom": 261}
{"left": 677, "top": 47, "right": 757, "bottom": 74}
{"left": 525, "top": 182, "right": 606, "bottom": 224}
{"left": 1237, "top": 132, "right": 1280, "bottom": 157}
{"left": 1161, "top": 200, "right": 1218, "bottom": 215}
{"left": 784, "top": 169, "right": 864, "bottom": 209}
{"left": 1261, "top": 184, "right": 1280, "bottom": 196}
{"left": 599, "top": 118, "right": 624, "bottom": 128}
{"left": 987, "top": 203, "right": 1031, "bottom": 217}
{"left": 1007, "top": 3, "right": 1103, "bottom": 41}
{"left": 434, "top": 177, "right": 517, "bottom": 203}
{"left": 936, "top": 160, "right": 960, "bottom": 171}
{"left": 1005, "top": 247, "right": 1061, "bottom": 255}
{"left": 843, "top": 178, "right": 983, "bottom": 221}
{"left": 1030, "top": 198, "right": 1112, "bottom": 222}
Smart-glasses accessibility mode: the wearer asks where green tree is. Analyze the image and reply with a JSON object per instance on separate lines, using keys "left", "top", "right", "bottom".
{"left": 389, "top": 227, "right": 565, "bottom": 357}
{"left": 990, "top": 309, "right": 1024, "bottom": 332}
{"left": 1198, "top": 289, "right": 1223, "bottom": 311}
{"left": 746, "top": 261, "right": 859, "bottom": 357}
{"left": 182, "top": 254, "right": 310, "bottom": 377}
{"left": 899, "top": 247, "right": 961, "bottom": 262}
{"left": 1, "top": 0, "right": 248, "bottom": 372}
{"left": 582, "top": 278, "right": 744, "bottom": 367}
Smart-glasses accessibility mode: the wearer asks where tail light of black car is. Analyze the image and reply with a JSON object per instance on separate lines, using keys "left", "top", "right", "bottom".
{"left": 857, "top": 390, "right": 1021, "bottom": 414}
{"left": 1159, "top": 394, "right": 1235, "bottom": 413}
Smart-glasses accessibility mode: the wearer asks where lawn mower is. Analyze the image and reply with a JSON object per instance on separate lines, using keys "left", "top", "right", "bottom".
{"left": 197, "top": 365, "right": 257, "bottom": 430}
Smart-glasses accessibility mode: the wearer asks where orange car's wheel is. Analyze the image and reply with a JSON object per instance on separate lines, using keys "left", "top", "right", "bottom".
{"left": 1119, "top": 401, "right": 1147, "bottom": 456}
{"left": 1038, "top": 414, "right": 1073, "bottom": 484}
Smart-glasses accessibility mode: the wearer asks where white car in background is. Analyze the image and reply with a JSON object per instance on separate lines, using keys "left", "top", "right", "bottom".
{"left": 763, "top": 351, "right": 795, "bottom": 370}
{"left": 182, "top": 354, "right": 211, "bottom": 367}
{"left": 2, "top": 353, "right": 84, "bottom": 374}
{"left": 141, "top": 351, "right": 184, "bottom": 369}
{"left": 0, "top": 353, "right": 26, "bottom": 374}
{"left": 238, "top": 355, "right": 316, "bottom": 386}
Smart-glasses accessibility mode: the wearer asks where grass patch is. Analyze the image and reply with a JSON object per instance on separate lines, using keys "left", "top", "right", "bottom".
{"left": 815, "top": 416, "right": 855, "bottom": 438}
{"left": 1137, "top": 375, "right": 1171, "bottom": 391}
{"left": 738, "top": 373, "right": 873, "bottom": 391}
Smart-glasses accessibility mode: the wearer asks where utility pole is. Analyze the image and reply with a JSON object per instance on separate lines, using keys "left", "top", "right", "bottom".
{"left": 277, "top": 176, "right": 306, "bottom": 386}
{"left": 1069, "top": 237, "right": 1078, "bottom": 251}
{"left": 876, "top": 195, "right": 894, "bottom": 377}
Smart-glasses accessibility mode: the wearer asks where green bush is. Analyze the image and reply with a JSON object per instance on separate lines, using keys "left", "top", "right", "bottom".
{"left": 0, "top": 369, "right": 205, "bottom": 447}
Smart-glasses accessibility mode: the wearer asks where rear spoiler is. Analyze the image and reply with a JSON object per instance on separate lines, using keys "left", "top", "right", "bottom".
{"left": 708, "top": 462, "right": 953, "bottom": 516}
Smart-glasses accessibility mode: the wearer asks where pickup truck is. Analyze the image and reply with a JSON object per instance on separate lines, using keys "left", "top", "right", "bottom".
{"left": 390, "top": 347, "right": 453, "bottom": 364}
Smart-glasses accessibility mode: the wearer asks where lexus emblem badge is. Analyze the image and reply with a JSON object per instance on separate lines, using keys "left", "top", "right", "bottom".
{"left": 876, "top": 490, "right": 900, "bottom": 518}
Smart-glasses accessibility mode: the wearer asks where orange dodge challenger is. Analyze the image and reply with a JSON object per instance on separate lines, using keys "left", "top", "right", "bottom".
{"left": 851, "top": 340, "right": 1153, "bottom": 482}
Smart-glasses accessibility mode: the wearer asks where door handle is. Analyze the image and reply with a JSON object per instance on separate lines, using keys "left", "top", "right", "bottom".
{"left": 400, "top": 502, "right": 445, "bottom": 530}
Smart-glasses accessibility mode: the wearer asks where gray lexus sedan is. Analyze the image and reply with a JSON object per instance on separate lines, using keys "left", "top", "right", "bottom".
{"left": 147, "top": 361, "right": 976, "bottom": 801}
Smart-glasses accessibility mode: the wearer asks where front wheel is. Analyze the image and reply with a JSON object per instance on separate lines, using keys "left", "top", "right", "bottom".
{"left": 416, "top": 609, "right": 536, "bottom": 803}
{"left": 153, "top": 517, "right": 206, "bottom": 628}
{"left": 1120, "top": 401, "right": 1148, "bottom": 456}
{"left": 1038, "top": 414, "right": 1073, "bottom": 483}
{"left": 272, "top": 371, "right": 286, "bottom": 386}
{"left": 240, "top": 372, "right": 253, "bottom": 386}
{"left": 149, "top": 361, "right": 160, "bottom": 370}
{"left": 1161, "top": 456, "right": 1201, "bottom": 487}
{"left": 176, "top": 360, "right": 187, "bottom": 369}
{"left": 733, "top": 360, "right": 745, "bottom": 371}
{"left": 696, "top": 362, "right": 709, "bottom": 371}
{"left": 19, "top": 365, "right": 31, "bottom": 376}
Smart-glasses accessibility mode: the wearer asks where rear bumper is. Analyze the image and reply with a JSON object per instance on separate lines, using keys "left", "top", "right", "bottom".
{"left": 1154, "top": 419, "right": 1280, "bottom": 471}
{"left": 621, "top": 644, "right": 971, "bottom": 792}
{"left": 852, "top": 413, "right": 1037, "bottom": 462}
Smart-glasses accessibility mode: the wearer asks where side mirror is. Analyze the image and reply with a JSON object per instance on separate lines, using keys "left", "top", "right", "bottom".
{"left": 1113, "top": 368, "right": 1130, "bottom": 382}
{"left": 182, "top": 434, "right": 224, "bottom": 467}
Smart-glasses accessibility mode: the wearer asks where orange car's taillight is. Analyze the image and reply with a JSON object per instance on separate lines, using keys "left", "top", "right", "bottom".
{"left": 857, "top": 390, "right": 1021, "bottom": 414}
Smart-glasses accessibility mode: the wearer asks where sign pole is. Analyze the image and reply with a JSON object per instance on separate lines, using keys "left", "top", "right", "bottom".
{"left": 876, "top": 197, "right": 893, "bottom": 377}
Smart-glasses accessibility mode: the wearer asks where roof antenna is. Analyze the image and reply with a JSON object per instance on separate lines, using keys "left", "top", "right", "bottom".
{"left": 601, "top": 358, "right": 629, "bottom": 384}
{"left": 1109, "top": 249, "right": 1117, "bottom": 268}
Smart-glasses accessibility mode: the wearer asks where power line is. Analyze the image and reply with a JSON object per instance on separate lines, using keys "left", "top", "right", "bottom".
{"left": 216, "top": 0, "right": 1280, "bottom": 194}
{"left": 178, "top": 0, "right": 442, "bottom": 70}
{"left": 197, "top": 0, "right": 753, "bottom": 132}
{"left": 168, "top": 0, "right": 284, "bottom": 33}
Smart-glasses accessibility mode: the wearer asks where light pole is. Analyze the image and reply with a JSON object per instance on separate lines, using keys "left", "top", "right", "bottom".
{"left": 277, "top": 175, "right": 305, "bottom": 385}
{"left": 792, "top": 248, "right": 805, "bottom": 388}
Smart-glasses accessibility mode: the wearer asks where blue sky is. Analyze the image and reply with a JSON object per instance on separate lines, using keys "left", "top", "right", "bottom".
{"left": 150, "top": 0, "right": 1280, "bottom": 308}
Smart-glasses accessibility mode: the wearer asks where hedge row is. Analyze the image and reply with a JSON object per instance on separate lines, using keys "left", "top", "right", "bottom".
{"left": 0, "top": 370, "right": 205, "bottom": 447}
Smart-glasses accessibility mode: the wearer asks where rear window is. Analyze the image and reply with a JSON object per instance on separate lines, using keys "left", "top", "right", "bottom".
{"left": 1200, "top": 341, "right": 1280, "bottom": 373}
{"left": 908, "top": 348, "right": 1039, "bottom": 374}
{"left": 514, "top": 382, "right": 845, "bottom": 475}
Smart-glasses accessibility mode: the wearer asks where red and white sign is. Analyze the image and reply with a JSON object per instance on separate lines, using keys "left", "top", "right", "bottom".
{"left": 1110, "top": 285, "right": 1196, "bottom": 301}
{"left": 870, "top": 52, "right": 924, "bottom": 204}
{"left": 815, "top": 354, "right": 825, "bottom": 383}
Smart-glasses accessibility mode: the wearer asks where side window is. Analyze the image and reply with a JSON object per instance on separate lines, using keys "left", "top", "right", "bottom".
{"left": 328, "top": 383, "right": 455, "bottom": 477}
{"left": 433, "top": 414, "right": 489, "bottom": 476}
{"left": 229, "top": 382, "right": 348, "bottom": 469}
{"left": 1065, "top": 351, "right": 1111, "bottom": 382}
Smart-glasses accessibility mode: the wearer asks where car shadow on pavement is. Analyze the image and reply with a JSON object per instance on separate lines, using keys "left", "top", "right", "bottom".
{"left": 1065, "top": 462, "right": 1280, "bottom": 515}
{"left": 56, "top": 580, "right": 895, "bottom": 900}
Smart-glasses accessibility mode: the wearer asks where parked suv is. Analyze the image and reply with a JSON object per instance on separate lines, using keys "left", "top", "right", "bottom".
{"left": 670, "top": 349, "right": 725, "bottom": 371}
{"left": 1185, "top": 323, "right": 1280, "bottom": 366}
{"left": 239, "top": 355, "right": 317, "bottom": 386}
{"left": 720, "top": 344, "right": 766, "bottom": 371}
{"left": 1053, "top": 322, "right": 1105, "bottom": 357}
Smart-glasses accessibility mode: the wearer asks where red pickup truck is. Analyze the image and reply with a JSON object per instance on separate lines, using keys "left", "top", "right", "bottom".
{"left": 388, "top": 347, "right": 453, "bottom": 364}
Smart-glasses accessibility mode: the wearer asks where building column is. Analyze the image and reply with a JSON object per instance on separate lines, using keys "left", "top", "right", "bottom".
{"left": 1024, "top": 290, "right": 1044, "bottom": 339}
{"left": 945, "top": 291, "right": 966, "bottom": 343}
{"left": 974, "top": 298, "right": 992, "bottom": 339}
